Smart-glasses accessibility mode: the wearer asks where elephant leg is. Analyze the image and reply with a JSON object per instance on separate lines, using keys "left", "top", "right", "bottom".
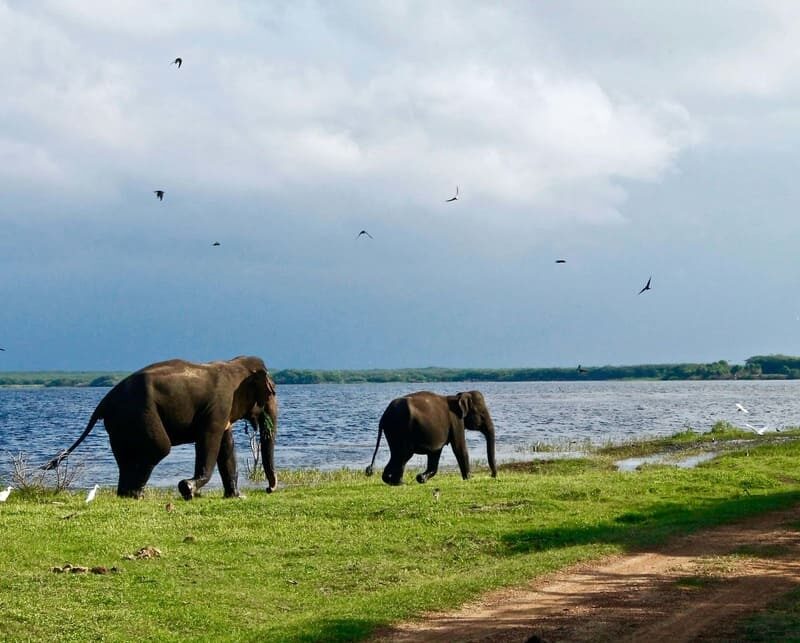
{"left": 179, "top": 429, "right": 225, "bottom": 500}
{"left": 216, "top": 429, "right": 240, "bottom": 498}
{"left": 382, "top": 452, "right": 412, "bottom": 486}
{"left": 107, "top": 418, "right": 170, "bottom": 498}
{"left": 117, "top": 461, "right": 158, "bottom": 498}
{"left": 450, "top": 431, "right": 471, "bottom": 480}
{"left": 416, "top": 450, "right": 442, "bottom": 484}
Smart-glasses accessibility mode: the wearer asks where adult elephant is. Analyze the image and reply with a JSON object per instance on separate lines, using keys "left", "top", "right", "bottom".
{"left": 365, "top": 390, "right": 497, "bottom": 485}
{"left": 43, "top": 356, "right": 278, "bottom": 500}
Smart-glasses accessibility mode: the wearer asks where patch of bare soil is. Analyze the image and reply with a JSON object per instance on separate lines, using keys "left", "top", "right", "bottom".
{"left": 371, "top": 504, "right": 800, "bottom": 643}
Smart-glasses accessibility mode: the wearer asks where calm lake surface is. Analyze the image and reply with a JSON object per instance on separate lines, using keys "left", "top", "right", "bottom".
{"left": 1, "top": 380, "right": 799, "bottom": 490}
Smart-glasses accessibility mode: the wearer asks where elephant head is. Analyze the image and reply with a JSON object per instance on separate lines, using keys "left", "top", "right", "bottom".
{"left": 450, "top": 390, "right": 497, "bottom": 477}
{"left": 231, "top": 356, "right": 278, "bottom": 492}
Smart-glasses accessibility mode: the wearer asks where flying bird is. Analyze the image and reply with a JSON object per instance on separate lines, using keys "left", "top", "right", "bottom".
{"left": 212, "top": 242, "right": 220, "bottom": 247}
{"left": 743, "top": 423, "right": 770, "bottom": 435}
{"left": 357, "top": 230, "right": 373, "bottom": 239}
{"left": 0, "top": 348, "right": 5, "bottom": 351}
{"left": 153, "top": 190, "right": 165, "bottom": 201}
{"left": 736, "top": 403, "right": 749, "bottom": 414}
{"left": 85, "top": 484, "right": 100, "bottom": 503}
{"left": 637, "top": 276, "right": 652, "bottom": 295}
{"left": 172, "top": 57, "right": 182, "bottom": 68}
{"left": 445, "top": 186, "right": 459, "bottom": 202}
{"left": 555, "top": 259, "right": 566, "bottom": 264}
{"left": 0, "top": 486, "right": 12, "bottom": 502}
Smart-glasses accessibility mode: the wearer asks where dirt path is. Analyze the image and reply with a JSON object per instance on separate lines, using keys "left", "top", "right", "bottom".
{"left": 371, "top": 504, "right": 800, "bottom": 642}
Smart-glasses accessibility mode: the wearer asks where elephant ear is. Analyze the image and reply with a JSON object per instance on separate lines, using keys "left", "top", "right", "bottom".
{"left": 458, "top": 393, "right": 471, "bottom": 418}
{"left": 249, "top": 368, "right": 270, "bottom": 407}
{"left": 448, "top": 393, "right": 470, "bottom": 419}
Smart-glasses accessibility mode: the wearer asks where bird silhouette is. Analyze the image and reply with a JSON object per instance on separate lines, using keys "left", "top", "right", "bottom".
{"left": 555, "top": 259, "right": 566, "bottom": 264}
{"left": 172, "top": 57, "right": 182, "bottom": 68}
{"left": 577, "top": 365, "right": 588, "bottom": 374}
{"left": 0, "top": 348, "right": 5, "bottom": 351}
{"left": 357, "top": 230, "right": 373, "bottom": 239}
{"left": 85, "top": 484, "right": 99, "bottom": 503}
{"left": 212, "top": 242, "right": 220, "bottom": 246}
{"left": 153, "top": 190, "right": 165, "bottom": 201}
{"left": 445, "top": 186, "right": 459, "bottom": 202}
{"left": 0, "top": 486, "right": 12, "bottom": 502}
{"left": 736, "top": 403, "right": 749, "bottom": 414}
{"left": 637, "top": 276, "right": 652, "bottom": 295}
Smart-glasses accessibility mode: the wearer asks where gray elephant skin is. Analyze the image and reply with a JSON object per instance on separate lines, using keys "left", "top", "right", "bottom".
{"left": 366, "top": 390, "right": 497, "bottom": 485}
{"left": 43, "top": 356, "right": 278, "bottom": 499}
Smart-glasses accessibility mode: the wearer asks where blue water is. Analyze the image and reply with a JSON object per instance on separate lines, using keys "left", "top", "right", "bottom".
{"left": 1, "top": 380, "right": 799, "bottom": 490}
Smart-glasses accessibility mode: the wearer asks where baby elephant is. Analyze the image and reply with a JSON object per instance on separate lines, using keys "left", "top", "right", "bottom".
{"left": 366, "top": 390, "right": 497, "bottom": 485}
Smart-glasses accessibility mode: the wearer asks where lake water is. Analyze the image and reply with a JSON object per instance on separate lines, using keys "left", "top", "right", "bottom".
{"left": 1, "top": 380, "right": 799, "bottom": 490}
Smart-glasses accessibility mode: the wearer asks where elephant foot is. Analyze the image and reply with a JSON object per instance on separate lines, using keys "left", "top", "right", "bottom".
{"left": 116, "top": 487, "right": 145, "bottom": 499}
{"left": 178, "top": 479, "right": 196, "bottom": 501}
{"left": 416, "top": 473, "right": 429, "bottom": 484}
{"left": 223, "top": 489, "right": 240, "bottom": 499}
{"left": 266, "top": 470, "right": 277, "bottom": 493}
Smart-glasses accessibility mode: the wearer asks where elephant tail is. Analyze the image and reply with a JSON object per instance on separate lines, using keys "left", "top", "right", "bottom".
{"left": 41, "top": 405, "right": 103, "bottom": 470}
{"left": 365, "top": 423, "right": 384, "bottom": 476}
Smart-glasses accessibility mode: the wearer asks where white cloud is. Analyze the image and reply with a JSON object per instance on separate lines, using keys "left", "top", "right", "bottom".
{"left": 39, "top": 0, "right": 247, "bottom": 38}
{"left": 686, "top": 1, "right": 800, "bottom": 97}
{"left": 0, "top": 138, "right": 65, "bottom": 185}
{"left": 0, "top": 1, "right": 700, "bottom": 224}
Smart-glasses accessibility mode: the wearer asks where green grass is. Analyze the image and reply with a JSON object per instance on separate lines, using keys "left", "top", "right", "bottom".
{"left": 595, "top": 422, "right": 800, "bottom": 459}
{"left": 730, "top": 586, "right": 800, "bottom": 641}
{"left": 3, "top": 437, "right": 800, "bottom": 641}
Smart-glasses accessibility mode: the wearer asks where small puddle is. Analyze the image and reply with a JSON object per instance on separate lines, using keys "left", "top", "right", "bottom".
{"left": 615, "top": 451, "right": 718, "bottom": 472}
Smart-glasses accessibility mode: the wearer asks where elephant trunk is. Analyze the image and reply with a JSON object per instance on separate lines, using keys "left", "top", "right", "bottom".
{"left": 258, "top": 400, "right": 278, "bottom": 492}
{"left": 484, "top": 421, "right": 497, "bottom": 478}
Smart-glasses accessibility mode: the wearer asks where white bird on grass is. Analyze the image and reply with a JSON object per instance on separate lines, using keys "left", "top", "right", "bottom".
{"left": 735, "top": 403, "right": 749, "bottom": 414}
{"left": 0, "top": 486, "right": 12, "bottom": 502}
{"left": 85, "top": 484, "right": 100, "bottom": 503}
{"left": 743, "top": 423, "right": 771, "bottom": 435}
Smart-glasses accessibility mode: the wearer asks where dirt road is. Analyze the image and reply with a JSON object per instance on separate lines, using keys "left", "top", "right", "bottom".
{"left": 372, "top": 504, "right": 800, "bottom": 642}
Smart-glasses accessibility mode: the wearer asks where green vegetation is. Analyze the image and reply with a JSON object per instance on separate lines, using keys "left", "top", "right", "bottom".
{"left": 0, "top": 371, "right": 129, "bottom": 387}
{"left": 595, "top": 420, "right": 769, "bottom": 459}
{"left": 275, "top": 360, "right": 754, "bottom": 384}
{"left": 730, "top": 586, "right": 800, "bottom": 641}
{"left": 2, "top": 431, "right": 800, "bottom": 641}
{"left": 6, "top": 354, "right": 800, "bottom": 387}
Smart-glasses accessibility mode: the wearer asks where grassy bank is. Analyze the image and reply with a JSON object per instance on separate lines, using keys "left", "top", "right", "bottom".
{"left": 2, "top": 432, "right": 800, "bottom": 641}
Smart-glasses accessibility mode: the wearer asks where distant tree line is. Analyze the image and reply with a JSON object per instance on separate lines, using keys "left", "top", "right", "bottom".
{"left": 2, "top": 356, "right": 797, "bottom": 387}
{"left": 0, "top": 372, "right": 129, "bottom": 387}
{"left": 273, "top": 360, "right": 766, "bottom": 384}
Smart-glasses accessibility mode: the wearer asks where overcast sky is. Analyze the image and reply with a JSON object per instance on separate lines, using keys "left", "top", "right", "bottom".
{"left": 2, "top": 1, "right": 800, "bottom": 371}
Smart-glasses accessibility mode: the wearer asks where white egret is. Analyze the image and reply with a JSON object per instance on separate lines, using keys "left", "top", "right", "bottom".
{"left": 0, "top": 486, "right": 12, "bottom": 502}
{"left": 85, "top": 484, "right": 100, "bottom": 503}
{"left": 735, "top": 403, "right": 749, "bottom": 414}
